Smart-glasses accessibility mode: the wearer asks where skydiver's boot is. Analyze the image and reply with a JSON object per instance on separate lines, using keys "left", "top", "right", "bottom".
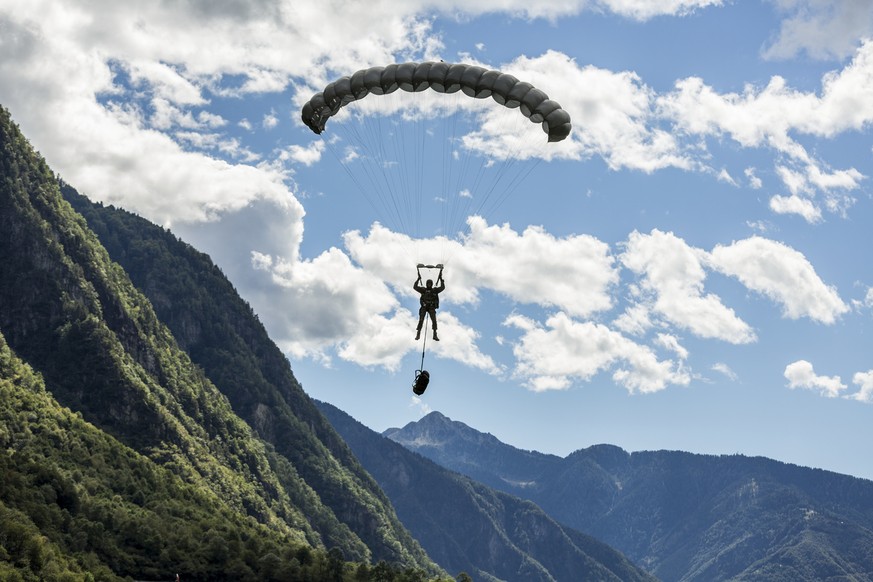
{"left": 433, "top": 331, "right": 439, "bottom": 341}
{"left": 415, "top": 329, "right": 421, "bottom": 340}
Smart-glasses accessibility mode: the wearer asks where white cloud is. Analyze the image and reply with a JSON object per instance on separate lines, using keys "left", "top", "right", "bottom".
{"left": 149, "top": 98, "right": 204, "bottom": 130}
{"left": 769, "top": 193, "right": 822, "bottom": 222}
{"left": 621, "top": 229, "right": 756, "bottom": 343}
{"left": 769, "top": 163, "right": 861, "bottom": 221}
{"left": 745, "top": 167, "right": 763, "bottom": 189}
{"left": 263, "top": 110, "right": 279, "bottom": 129}
{"left": 657, "top": 41, "right": 873, "bottom": 213}
{"left": 410, "top": 395, "right": 432, "bottom": 416}
{"left": 417, "top": 311, "right": 501, "bottom": 373}
{"left": 745, "top": 219, "right": 772, "bottom": 233}
{"left": 501, "top": 51, "right": 694, "bottom": 171}
{"left": 283, "top": 141, "right": 325, "bottom": 167}
{"left": 709, "top": 236, "right": 848, "bottom": 324}
{"left": 3, "top": 0, "right": 869, "bottom": 231}
{"left": 655, "top": 333, "right": 689, "bottom": 360}
{"left": 318, "top": 50, "right": 695, "bottom": 172}
{"left": 125, "top": 59, "right": 206, "bottom": 106}
{"left": 505, "top": 312, "right": 690, "bottom": 393}
{"left": 849, "top": 369, "right": 873, "bottom": 402}
{"left": 763, "top": 0, "right": 873, "bottom": 60}
{"left": 174, "top": 131, "right": 259, "bottom": 162}
{"left": 344, "top": 217, "right": 619, "bottom": 318}
{"left": 712, "top": 362, "right": 738, "bottom": 381}
{"left": 1, "top": 0, "right": 867, "bottom": 399}
{"left": 0, "top": 0, "right": 440, "bottom": 226}
{"left": 0, "top": 1, "right": 307, "bottom": 227}
{"left": 784, "top": 359, "right": 846, "bottom": 397}
{"left": 776, "top": 165, "right": 811, "bottom": 196}
{"left": 249, "top": 230, "right": 499, "bottom": 373}
{"left": 598, "top": 0, "right": 723, "bottom": 20}
{"left": 248, "top": 245, "right": 407, "bottom": 367}
{"left": 662, "top": 40, "right": 873, "bottom": 142}
{"left": 462, "top": 217, "right": 618, "bottom": 316}
{"left": 613, "top": 304, "right": 653, "bottom": 336}
{"left": 716, "top": 168, "right": 737, "bottom": 185}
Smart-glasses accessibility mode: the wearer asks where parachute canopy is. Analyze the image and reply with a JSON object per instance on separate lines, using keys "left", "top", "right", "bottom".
{"left": 301, "top": 61, "right": 572, "bottom": 143}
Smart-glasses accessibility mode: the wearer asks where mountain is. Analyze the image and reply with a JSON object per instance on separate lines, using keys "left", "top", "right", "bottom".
{"left": 316, "top": 400, "right": 658, "bottom": 582}
{"left": 61, "top": 164, "right": 435, "bottom": 574}
{"left": 1, "top": 328, "right": 344, "bottom": 581}
{"left": 0, "top": 104, "right": 443, "bottom": 580}
{"left": 386, "top": 411, "right": 873, "bottom": 582}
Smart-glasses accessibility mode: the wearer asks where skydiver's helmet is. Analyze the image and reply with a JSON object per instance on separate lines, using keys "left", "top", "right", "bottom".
{"left": 413, "top": 370, "right": 430, "bottom": 395}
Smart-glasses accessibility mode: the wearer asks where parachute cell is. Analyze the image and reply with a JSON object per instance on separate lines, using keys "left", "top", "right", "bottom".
{"left": 301, "top": 61, "right": 571, "bottom": 142}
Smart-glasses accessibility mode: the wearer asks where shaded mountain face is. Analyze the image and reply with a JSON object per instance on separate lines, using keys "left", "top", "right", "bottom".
{"left": 0, "top": 104, "right": 441, "bottom": 578}
{"left": 61, "top": 181, "right": 436, "bottom": 574}
{"left": 316, "top": 400, "right": 658, "bottom": 582}
{"left": 386, "top": 412, "right": 873, "bottom": 582}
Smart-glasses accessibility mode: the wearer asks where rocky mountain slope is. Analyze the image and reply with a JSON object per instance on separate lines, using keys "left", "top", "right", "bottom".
{"left": 318, "top": 400, "right": 657, "bottom": 582}
{"left": 386, "top": 411, "right": 873, "bottom": 582}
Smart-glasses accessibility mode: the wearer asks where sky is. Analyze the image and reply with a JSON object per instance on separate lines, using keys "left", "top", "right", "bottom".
{"left": 2, "top": 0, "right": 872, "bottom": 480}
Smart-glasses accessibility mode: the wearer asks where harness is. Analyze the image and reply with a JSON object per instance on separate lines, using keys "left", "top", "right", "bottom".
{"left": 419, "top": 288, "right": 440, "bottom": 309}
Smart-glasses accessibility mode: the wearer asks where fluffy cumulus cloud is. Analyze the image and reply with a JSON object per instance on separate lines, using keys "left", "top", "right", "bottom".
{"left": 620, "top": 229, "right": 756, "bottom": 343}
{"left": 598, "top": 0, "right": 723, "bottom": 20}
{"left": 618, "top": 230, "right": 848, "bottom": 346}
{"left": 850, "top": 370, "right": 873, "bottom": 403}
{"left": 0, "top": 0, "right": 437, "bottom": 226}
{"left": 709, "top": 237, "right": 848, "bottom": 324}
{"left": 769, "top": 193, "right": 822, "bottom": 223}
{"left": 1, "top": 0, "right": 868, "bottom": 397}
{"left": 477, "top": 51, "right": 695, "bottom": 171}
{"left": 344, "top": 217, "right": 618, "bottom": 317}
{"left": 2, "top": 0, "right": 870, "bottom": 230}
{"left": 784, "top": 359, "right": 846, "bottom": 397}
{"left": 505, "top": 312, "right": 690, "bottom": 392}
{"left": 249, "top": 231, "right": 500, "bottom": 373}
{"left": 657, "top": 39, "right": 873, "bottom": 218}
{"left": 250, "top": 247, "right": 401, "bottom": 363}
{"left": 243, "top": 220, "right": 851, "bottom": 393}
{"left": 763, "top": 0, "right": 873, "bottom": 60}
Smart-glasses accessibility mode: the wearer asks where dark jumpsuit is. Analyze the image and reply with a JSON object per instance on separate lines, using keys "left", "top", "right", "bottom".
{"left": 415, "top": 279, "right": 444, "bottom": 333}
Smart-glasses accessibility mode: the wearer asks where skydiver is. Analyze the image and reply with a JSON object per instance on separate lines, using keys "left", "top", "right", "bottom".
{"left": 414, "top": 267, "right": 445, "bottom": 341}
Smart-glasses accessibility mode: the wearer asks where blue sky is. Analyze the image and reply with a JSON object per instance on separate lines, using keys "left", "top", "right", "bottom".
{"left": 2, "top": 0, "right": 872, "bottom": 479}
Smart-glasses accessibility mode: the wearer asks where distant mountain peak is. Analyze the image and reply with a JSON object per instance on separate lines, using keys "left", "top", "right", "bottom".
{"left": 385, "top": 410, "right": 505, "bottom": 453}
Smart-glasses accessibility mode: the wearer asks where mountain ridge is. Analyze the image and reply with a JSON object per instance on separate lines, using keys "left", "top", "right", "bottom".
{"left": 386, "top": 410, "right": 873, "bottom": 581}
{"left": 318, "top": 400, "right": 658, "bottom": 582}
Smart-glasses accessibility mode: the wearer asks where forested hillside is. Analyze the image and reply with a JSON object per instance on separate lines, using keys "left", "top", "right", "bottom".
{"left": 1, "top": 330, "right": 349, "bottom": 580}
{"left": 0, "top": 104, "right": 444, "bottom": 580}
{"left": 62, "top": 166, "right": 434, "bottom": 575}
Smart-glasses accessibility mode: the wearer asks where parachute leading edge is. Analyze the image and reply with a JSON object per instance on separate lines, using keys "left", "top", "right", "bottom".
{"left": 301, "top": 61, "right": 572, "bottom": 143}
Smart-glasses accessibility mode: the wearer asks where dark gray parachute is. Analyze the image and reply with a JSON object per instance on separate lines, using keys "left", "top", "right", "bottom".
{"left": 301, "top": 61, "right": 572, "bottom": 142}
